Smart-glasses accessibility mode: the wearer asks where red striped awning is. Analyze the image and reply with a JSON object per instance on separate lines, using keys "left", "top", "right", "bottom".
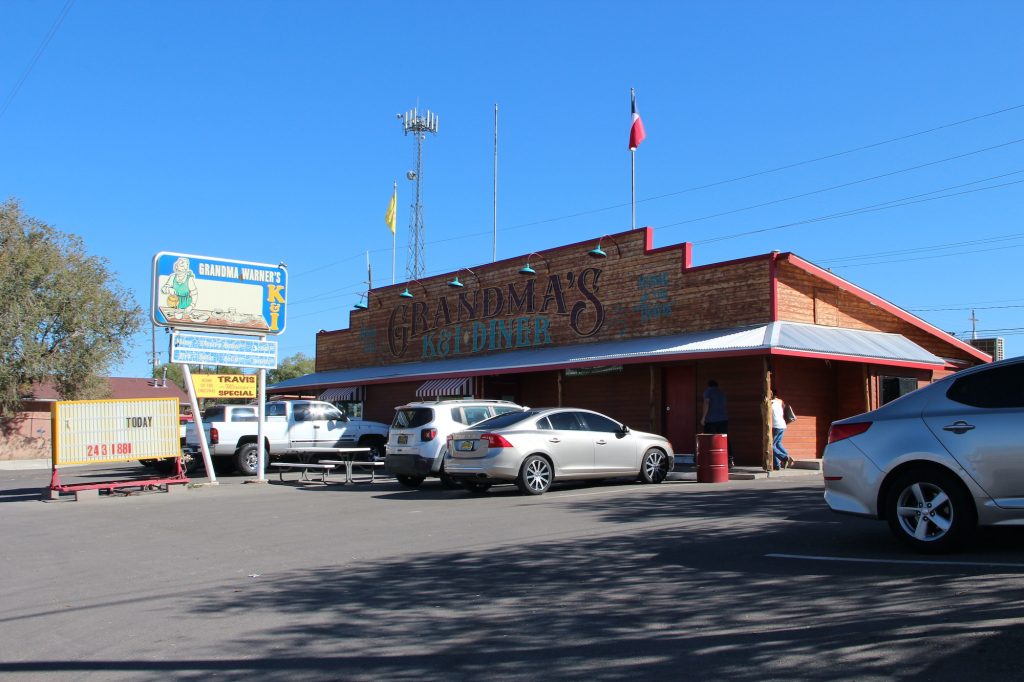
{"left": 415, "top": 377, "right": 475, "bottom": 398}
{"left": 319, "top": 386, "right": 364, "bottom": 402}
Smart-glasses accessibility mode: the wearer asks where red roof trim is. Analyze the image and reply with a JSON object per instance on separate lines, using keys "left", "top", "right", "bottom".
{"left": 768, "top": 347, "right": 943, "bottom": 371}
{"left": 781, "top": 254, "right": 991, "bottom": 363}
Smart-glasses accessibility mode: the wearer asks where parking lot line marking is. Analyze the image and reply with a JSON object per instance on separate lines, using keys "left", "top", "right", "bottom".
{"left": 767, "top": 553, "right": 1024, "bottom": 570}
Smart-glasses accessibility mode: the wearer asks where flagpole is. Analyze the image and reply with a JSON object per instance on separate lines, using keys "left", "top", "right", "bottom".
{"left": 630, "top": 87, "right": 637, "bottom": 230}
{"left": 493, "top": 103, "right": 498, "bottom": 262}
{"left": 392, "top": 180, "right": 397, "bottom": 284}
{"left": 631, "top": 149, "right": 636, "bottom": 230}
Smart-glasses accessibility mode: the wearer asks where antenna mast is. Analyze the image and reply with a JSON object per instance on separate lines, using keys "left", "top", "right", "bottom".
{"left": 399, "top": 107, "right": 439, "bottom": 281}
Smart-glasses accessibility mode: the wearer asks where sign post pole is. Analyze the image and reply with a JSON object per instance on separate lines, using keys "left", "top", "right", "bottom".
{"left": 257, "top": 364, "right": 266, "bottom": 482}
{"left": 181, "top": 359, "right": 217, "bottom": 484}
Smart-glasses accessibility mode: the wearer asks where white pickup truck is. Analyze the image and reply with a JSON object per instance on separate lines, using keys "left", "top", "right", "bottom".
{"left": 184, "top": 400, "right": 390, "bottom": 475}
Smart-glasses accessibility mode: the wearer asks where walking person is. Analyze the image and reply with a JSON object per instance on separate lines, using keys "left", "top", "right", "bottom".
{"left": 701, "top": 379, "right": 733, "bottom": 467}
{"left": 770, "top": 390, "right": 795, "bottom": 470}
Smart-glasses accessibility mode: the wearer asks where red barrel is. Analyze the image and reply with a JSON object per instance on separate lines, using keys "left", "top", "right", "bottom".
{"left": 696, "top": 433, "right": 729, "bottom": 483}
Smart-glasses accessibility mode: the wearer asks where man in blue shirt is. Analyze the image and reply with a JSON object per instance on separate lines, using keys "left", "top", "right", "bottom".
{"left": 701, "top": 379, "right": 733, "bottom": 467}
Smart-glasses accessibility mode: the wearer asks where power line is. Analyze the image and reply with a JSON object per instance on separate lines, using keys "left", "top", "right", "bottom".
{"left": 0, "top": 0, "right": 75, "bottom": 123}
{"left": 660, "top": 138, "right": 1024, "bottom": 230}
{"left": 818, "top": 231, "right": 1024, "bottom": 265}
{"left": 489, "top": 102, "right": 1024, "bottom": 235}
{"left": 692, "top": 171, "right": 1024, "bottom": 245}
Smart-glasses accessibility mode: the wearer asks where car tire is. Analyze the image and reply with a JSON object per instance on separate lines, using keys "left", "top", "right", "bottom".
{"left": 235, "top": 443, "right": 267, "bottom": 476}
{"left": 462, "top": 481, "right": 491, "bottom": 494}
{"left": 359, "top": 437, "right": 387, "bottom": 462}
{"left": 396, "top": 474, "right": 425, "bottom": 489}
{"left": 439, "top": 465, "right": 463, "bottom": 490}
{"left": 639, "top": 448, "right": 670, "bottom": 484}
{"left": 517, "top": 455, "right": 553, "bottom": 495}
{"left": 885, "top": 467, "right": 975, "bottom": 553}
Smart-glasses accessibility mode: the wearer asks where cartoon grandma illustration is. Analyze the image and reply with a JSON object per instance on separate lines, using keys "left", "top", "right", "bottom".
{"left": 161, "top": 256, "right": 199, "bottom": 320}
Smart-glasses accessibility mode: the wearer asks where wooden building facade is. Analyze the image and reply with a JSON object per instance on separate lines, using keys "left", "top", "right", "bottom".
{"left": 269, "top": 228, "right": 990, "bottom": 467}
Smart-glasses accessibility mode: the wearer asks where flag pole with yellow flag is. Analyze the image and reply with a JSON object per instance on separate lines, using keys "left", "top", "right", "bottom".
{"left": 385, "top": 181, "right": 397, "bottom": 284}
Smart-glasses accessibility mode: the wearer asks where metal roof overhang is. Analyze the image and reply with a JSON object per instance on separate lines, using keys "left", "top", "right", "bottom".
{"left": 268, "top": 322, "right": 945, "bottom": 393}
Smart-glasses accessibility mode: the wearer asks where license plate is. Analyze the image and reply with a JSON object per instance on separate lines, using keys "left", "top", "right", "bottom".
{"left": 458, "top": 440, "right": 475, "bottom": 451}
{"left": 398, "top": 434, "right": 408, "bottom": 445}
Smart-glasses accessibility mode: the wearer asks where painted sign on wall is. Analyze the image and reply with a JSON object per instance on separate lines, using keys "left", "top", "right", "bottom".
{"left": 387, "top": 267, "right": 606, "bottom": 360}
{"left": 151, "top": 252, "right": 287, "bottom": 336}
{"left": 52, "top": 398, "right": 180, "bottom": 466}
{"left": 191, "top": 374, "right": 258, "bottom": 399}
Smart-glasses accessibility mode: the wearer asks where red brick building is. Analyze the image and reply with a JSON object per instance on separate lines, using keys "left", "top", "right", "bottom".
{"left": 269, "top": 228, "right": 989, "bottom": 467}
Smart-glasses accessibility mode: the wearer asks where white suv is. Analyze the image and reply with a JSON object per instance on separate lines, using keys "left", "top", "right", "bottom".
{"left": 385, "top": 399, "right": 525, "bottom": 488}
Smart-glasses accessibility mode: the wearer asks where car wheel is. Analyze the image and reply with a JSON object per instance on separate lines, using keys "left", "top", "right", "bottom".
{"left": 885, "top": 467, "right": 975, "bottom": 553}
{"left": 639, "top": 448, "right": 669, "bottom": 484}
{"left": 359, "top": 438, "right": 386, "bottom": 462}
{"left": 517, "top": 455, "right": 552, "bottom": 495}
{"left": 439, "top": 465, "right": 463, "bottom": 490}
{"left": 235, "top": 443, "right": 267, "bottom": 476}
{"left": 396, "top": 474, "right": 425, "bottom": 489}
{"left": 462, "top": 481, "right": 492, "bottom": 494}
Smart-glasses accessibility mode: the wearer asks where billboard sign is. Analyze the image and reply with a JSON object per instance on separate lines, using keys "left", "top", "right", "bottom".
{"left": 52, "top": 398, "right": 180, "bottom": 466}
{"left": 191, "top": 374, "right": 259, "bottom": 399}
{"left": 171, "top": 332, "right": 278, "bottom": 369}
{"left": 151, "top": 252, "right": 287, "bottom": 336}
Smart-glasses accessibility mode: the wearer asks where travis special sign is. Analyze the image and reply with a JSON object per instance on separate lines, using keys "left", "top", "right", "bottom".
{"left": 191, "top": 374, "right": 258, "bottom": 399}
{"left": 151, "top": 252, "right": 287, "bottom": 336}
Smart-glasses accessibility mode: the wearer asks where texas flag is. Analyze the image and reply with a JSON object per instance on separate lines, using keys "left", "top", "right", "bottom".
{"left": 629, "top": 89, "right": 646, "bottom": 150}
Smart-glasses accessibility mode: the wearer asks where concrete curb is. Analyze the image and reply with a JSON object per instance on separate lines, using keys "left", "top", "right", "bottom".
{"left": 0, "top": 459, "right": 51, "bottom": 471}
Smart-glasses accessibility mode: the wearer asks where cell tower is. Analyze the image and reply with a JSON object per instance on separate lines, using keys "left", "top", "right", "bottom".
{"left": 399, "top": 107, "right": 439, "bottom": 281}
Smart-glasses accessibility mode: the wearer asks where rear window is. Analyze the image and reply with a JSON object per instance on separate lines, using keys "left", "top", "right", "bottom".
{"left": 230, "top": 407, "right": 258, "bottom": 422}
{"left": 392, "top": 408, "right": 434, "bottom": 428}
{"left": 472, "top": 410, "right": 537, "bottom": 430}
{"left": 202, "top": 406, "right": 225, "bottom": 423}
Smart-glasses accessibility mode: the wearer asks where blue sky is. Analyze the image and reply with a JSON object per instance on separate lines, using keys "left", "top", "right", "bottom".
{"left": 2, "top": 0, "right": 1022, "bottom": 377}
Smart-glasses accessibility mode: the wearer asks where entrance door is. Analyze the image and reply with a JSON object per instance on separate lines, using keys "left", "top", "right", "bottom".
{"left": 663, "top": 365, "right": 696, "bottom": 456}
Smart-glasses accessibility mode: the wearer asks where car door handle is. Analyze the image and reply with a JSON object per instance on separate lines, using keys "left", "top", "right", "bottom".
{"left": 548, "top": 437, "right": 561, "bottom": 443}
{"left": 595, "top": 440, "right": 607, "bottom": 445}
{"left": 943, "top": 421, "right": 975, "bottom": 434}
{"left": 313, "top": 425, "right": 320, "bottom": 429}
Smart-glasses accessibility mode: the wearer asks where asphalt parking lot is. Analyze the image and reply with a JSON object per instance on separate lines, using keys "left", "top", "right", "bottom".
{"left": 1, "top": 464, "right": 1023, "bottom": 681}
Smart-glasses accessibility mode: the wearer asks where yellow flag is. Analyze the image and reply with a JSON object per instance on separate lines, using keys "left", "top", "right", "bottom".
{"left": 385, "top": 188, "right": 397, "bottom": 234}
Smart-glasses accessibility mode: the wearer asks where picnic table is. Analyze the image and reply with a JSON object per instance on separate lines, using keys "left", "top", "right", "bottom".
{"left": 279, "top": 447, "right": 383, "bottom": 484}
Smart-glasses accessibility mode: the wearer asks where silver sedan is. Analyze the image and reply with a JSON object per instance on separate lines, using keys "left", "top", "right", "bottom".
{"left": 823, "top": 355, "right": 1024, "bottom": 552}
{"left": 445, "top": 407, "right": 674, "bottom": 495}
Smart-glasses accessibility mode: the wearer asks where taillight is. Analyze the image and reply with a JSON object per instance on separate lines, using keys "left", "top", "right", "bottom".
{"left": 421, "top": 428, "right": 438, "bottom": 442}
{"left": 209, "top": 427, "right": 219, "bottom": 445}
{"left": 481, "top": 433, "right": 513, "bottom": 448}
{"left": 827, "top": 422, "right": 871, "bottom": 444}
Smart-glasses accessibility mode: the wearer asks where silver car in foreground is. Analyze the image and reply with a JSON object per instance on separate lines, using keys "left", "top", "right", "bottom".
{"left": 445, "top": 407, "right": 674, "bottom": 495}
{"left": 823, "top": 356, "right": 1024, "bottom": 552}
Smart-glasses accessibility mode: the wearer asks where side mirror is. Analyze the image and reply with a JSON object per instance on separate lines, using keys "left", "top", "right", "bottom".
{"left": 619, "top": 425, "right": 630, "bottom": 436}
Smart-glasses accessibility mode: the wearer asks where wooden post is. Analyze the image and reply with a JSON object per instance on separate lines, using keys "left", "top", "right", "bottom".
{"left": 762, "top": 358, "right": 773, "bottom": 472}
{"left": 556, "top": 371, "right": 563, "bottom": 407}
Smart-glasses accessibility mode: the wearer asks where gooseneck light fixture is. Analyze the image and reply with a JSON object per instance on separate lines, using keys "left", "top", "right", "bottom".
{"left": 353, "top": 291, "right": 382, "bottom": 311}
{"left": 448, "top": 267, "right": 481, "bottom": 288}
{"left": 589, "top": 235, "right": 623, "bottom": 259}
{"left": 397, "top": 279, "right": 429, "bottom": 299}
{"left": 519, "top": 252, "right": 550, "bottom": 275}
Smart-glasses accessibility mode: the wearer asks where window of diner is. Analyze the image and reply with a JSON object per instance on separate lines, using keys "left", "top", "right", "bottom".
{"left": 881, "top": 376, "right": 919, "bottom": 405}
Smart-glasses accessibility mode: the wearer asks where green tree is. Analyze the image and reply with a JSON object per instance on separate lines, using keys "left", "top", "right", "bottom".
{"left": 0, "top": 199, "right": 143, "bottom": 418}
{"left": 152, "top": 362, "right": 185, "bottom": 390}
{"left": 267, "top": 352, "right": 314, "bottom": 385}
